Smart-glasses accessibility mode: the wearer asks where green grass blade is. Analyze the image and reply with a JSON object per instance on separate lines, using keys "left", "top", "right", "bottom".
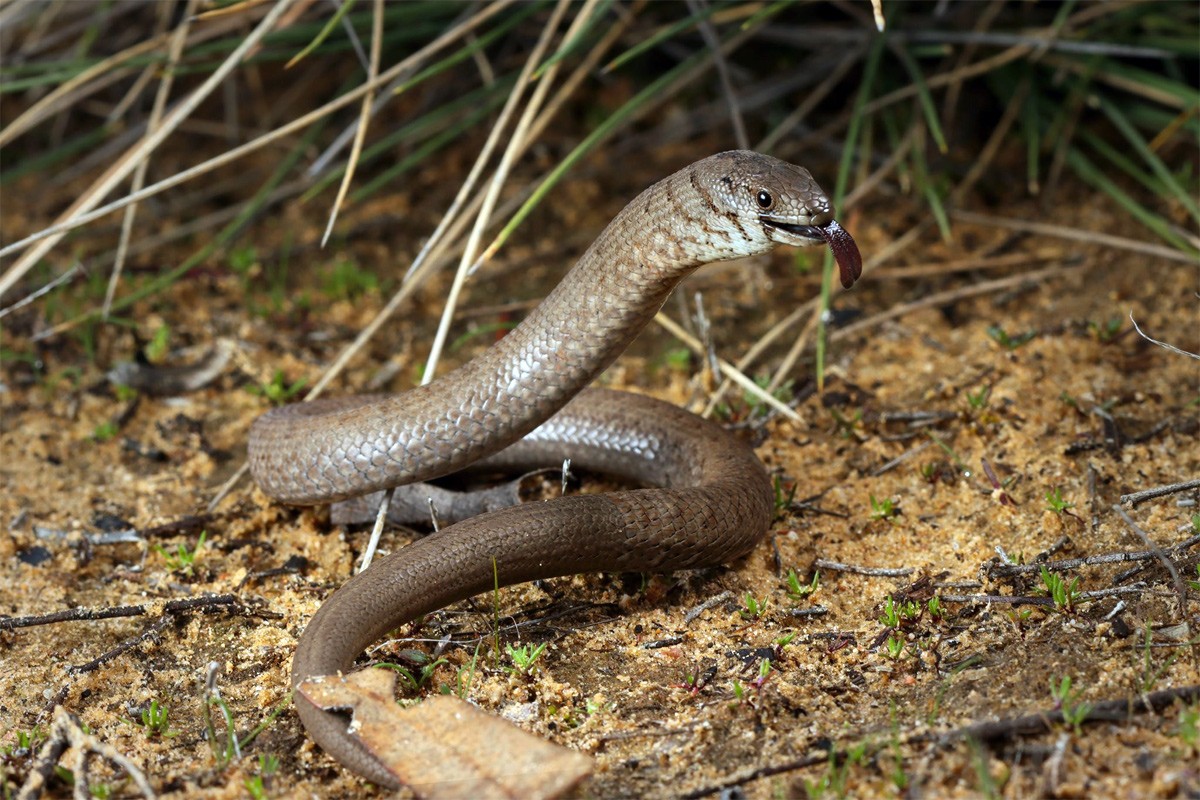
{"left": 891, "top": 44, "right": 948, "bottom": 154}
{"left": 603, "top": 4, "right": 719, "bottom": 73}
{"left": 1097, "top": 95, "right": 1200, "bottom": 224}
{"left": 285, "top": 0, "right": 358, "bottom": 69}
{"left": 816, "top": 33, "right": 884, "bottom": 391}
{"left": 1066, "top": 147, "right": 1197, "bottom": 255}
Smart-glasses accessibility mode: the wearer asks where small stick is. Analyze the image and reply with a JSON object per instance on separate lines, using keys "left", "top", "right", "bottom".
{"left": 813, "top": 559, "right": 915, "bottom": 577}
{"left": 0, "top": 594, "right": 241, "bottom": 631}
{"left": 1112, "top": 504, "right": 1188, "bottom": 620}
{"left": 684, "top": 590, "right": 733, "bottom": 624}
{"left": 984, "top": 537, "right": 1200, "bottom": 578}
{"left": 1120, "top": 478, "right": 1200, "bottom": 507}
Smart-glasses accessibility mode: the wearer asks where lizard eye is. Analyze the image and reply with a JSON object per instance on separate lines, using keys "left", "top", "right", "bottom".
{"left": 755, "top": 190, "right": 773, "bottom": 210}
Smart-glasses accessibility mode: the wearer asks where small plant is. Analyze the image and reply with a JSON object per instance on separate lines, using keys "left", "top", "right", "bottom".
{"left": 1178, "top": 702, "right": 1199, "bottom": 754}
{"left": 244, "top": 753, "right": 280, "bottom": 800}
{"left": 381, "top": 651, "right": 449, "bottom": 692}
{"left": 91, "top": 420, "right": 119, "bottom": 442}
{"left": 145, "top": 325, "right": 171, "bottom": 362}
{"left": 1088, "top": 316, "right": 1123, "bottom": 342}
{"left": 965, "top": 385, "right": 991, "bottom": 409}
{"left": 981, "top": 459, "right": 1019, "bottom": 506}
{"left": 880, "top": 595, "right": 921, "bottom": 628}
{"left": 662, "top": 347, "right": 691, "bottom": 371}
{"left": 772, "top": 475, "right": 798, "bottom": 519}
{"left": 829, "top": 407, "right": 863, "bottom": 440}
{"left": 773, "top": 631, "right": 796, "bottom": 652}
{"left": 321, "top": 258, "right": 378, "bottom": 301}
{"left": 1050, "top": 675, "right": 1093, "bottom": 734}
{"left": 739, "top": 592, "right": 767, "bottom": 620}
{"left": 440, "top": 641, "right": 483, "bottom": 698}
{"left": 884, "top": 633, "right": 905, "bottom": 660}
{"left": 927, "top": 595, "right": 944, "bottom": 619}
{"left": 1189, "top": 563, "right": 1200, "bottom": 593}
{"left": 743, "top": 374, "right": 794, "bottom": 418}
{"left": 784, "top": 569, "right": 819, "bottom": 602}
{"left": 730, "top": 679, "right": 746, "bottom": 703}
{"left": 139, "top": 700, "right": 177, "bottom": 738}
{"left": 504, "top": 641, "right": 547, "bottom": 676}
{"left": 880, "top": 596, "right": 901, "bottom": 628}
{"left": 3, "top": 726, "right": 46, "bottom": 756}
{"left": 755, "top": 657, "right": 774, "bottom": 688}
{"left": 986, "top": 324, "right": 1037, "bottom": 350}
{"left": 1007, "top": 607, "right": 1033, "bottom": 628}
{"left": 154, "top": 530, "right": 207, "bottom": 576}
{"left": 869, "top": 494, "right": 898, "bottom": 522}
{"left": 1044, "top": 487, "right": 1075, "bottom": 514}
{"left": 248, "top": 369, "right": 308, "bottom": 405}
{"left": 1039, "top": 565, "right": 1082, "bottom": 613}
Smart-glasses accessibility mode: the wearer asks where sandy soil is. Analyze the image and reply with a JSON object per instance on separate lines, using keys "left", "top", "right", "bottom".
{"left": 2, "top": 144, "right": 1198, "bottom": 799}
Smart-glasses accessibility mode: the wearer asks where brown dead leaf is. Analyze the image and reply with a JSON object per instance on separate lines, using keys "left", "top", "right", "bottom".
{"left": 299, "top": 669, "right": 593, "bottom": 799}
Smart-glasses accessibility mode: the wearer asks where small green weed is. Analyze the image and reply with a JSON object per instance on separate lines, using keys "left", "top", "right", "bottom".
{"left": 785, "top": 569, "right": 819, "bottom": 602}
{"left": 154, "top": 531, "right": 207, "bottom": 576}
{"left": 1044, "top": 487, "right": 1075, "bottom": 514}
{"left": 321, "top": 258, "right": 378, "bottom": 301}
{"left": 3, "top": 726, "right": 46, "bottom": 756}
{"left": 927, "top": 595, "right": 944, "bottom": 619}
{"left": 986, "top": 324, "right": 1037, "bottom": 350}
{"left": 869, "top": 494, "right": 898, "bottom": 522}
{"left": 1050, "top": 675, "right": 1093, "bottom": 734}
{"left": 91, "top": 420, "right": 119, "bottom": 442}
{"left": 248, "top": 370, "right": 308, "bottom": 405}
{"left": 1039, "top": 565, "right": 1082, "bottom": 612}
{"left": 772, "top": 475, "right": 798, "bottom": 519}
{"left": 884, "top": 633, "right": 905, "bottom": 660}
{"left": 739, "top": 592, "right": 767, "bottom": 620}
{"left": 504, "top": 642, "right": 548, "bottom": 676}
{"left": 440, "top": 640, "right": 483, "bottom": 698}
{"left": 880, "top": 596, "right": 921, "bottom": 629}
{"left": 1087, "top": 317, "right": 1123, "bottom": 342}
{"left": 829, "top": 407, "right": 863, "bottom": 440}
{"left": 1178, "top": 702, "right": 1199, "bottom": 754}
{"left": 965, "top": 385, "right": 991, "bottom": 410}
{"left": 244, "top": 753, "right": 280, "bottom": 800}
{"left": 380, "top": 651, "right": 449, "bottom": 692}
{"left": 139, "top": 699, "right": 177, "bottom": 738}
{"left": 145, "top": 325, "right": 171, "bottom": 362}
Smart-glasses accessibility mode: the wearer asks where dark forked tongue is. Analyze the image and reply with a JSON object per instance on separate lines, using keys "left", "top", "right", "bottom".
{"left": 819, "top": 219, "right": 862, "bottom": 289}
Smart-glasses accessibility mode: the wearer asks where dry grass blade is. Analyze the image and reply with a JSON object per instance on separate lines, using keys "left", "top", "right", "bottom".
{"left": 319, "top": 0, "right": 384, "bottom": 248}
{"left": 0, "top": 0, "right": 300, "bottom": 301}
{"left": 101, "top": 0, "right": 197, "bottom": 320}
{"left": 422, "top": 0, "right": 575, "bottom": 385}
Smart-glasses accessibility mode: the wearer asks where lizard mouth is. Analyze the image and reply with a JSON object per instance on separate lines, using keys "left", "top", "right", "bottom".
{"left": 761, "top": 217, "right": 863, "bottom": 289}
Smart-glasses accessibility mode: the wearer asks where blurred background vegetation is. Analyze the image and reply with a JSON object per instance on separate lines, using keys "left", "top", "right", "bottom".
{"left": 1, "top": 0, "right": 1196, "bottom": 381}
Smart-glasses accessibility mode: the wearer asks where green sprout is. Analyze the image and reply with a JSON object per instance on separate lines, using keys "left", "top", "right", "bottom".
{"left": 1044, "top": 487, "right": 1075, "bottom": 514}
{"left": 739, "top": 592, "right": 767, "bottom": 620}
{"left": 965, "top": 385, "right": 991, "bottom": 409}
{"left": 784, "top": 569, "right": 819, "bottom": 602}
{"left": 153, "top": 531, "right": 207, "bottom": 576}
{"left": 869, "top": 494, "right": 898, "bottom": 522}
{"left": 248, "top": 369, "right": 308, "bottom": 405}
{"left": 986, "top": 324, "right": 1037, "bottom": 350}
{"left": 139, "top": 700, "right": 177, "bottom": 738}
{"left": 1039, "top": 565, "right": 1082, "bottom": 613}
{"left": 504, "top": 641, "right": 548, "bottom": 676}
{"left": 1050, "top": 675, "right": 1093, "bottom": 734}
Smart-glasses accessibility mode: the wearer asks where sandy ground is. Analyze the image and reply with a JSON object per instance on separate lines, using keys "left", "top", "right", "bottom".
{"left": 2, "top": 145, "right": 1198, "bottom": 799}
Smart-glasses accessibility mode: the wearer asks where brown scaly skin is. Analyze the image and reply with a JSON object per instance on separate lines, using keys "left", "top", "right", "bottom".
{"left": 248, "top": 151, "right": 861, "bottom": 787}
